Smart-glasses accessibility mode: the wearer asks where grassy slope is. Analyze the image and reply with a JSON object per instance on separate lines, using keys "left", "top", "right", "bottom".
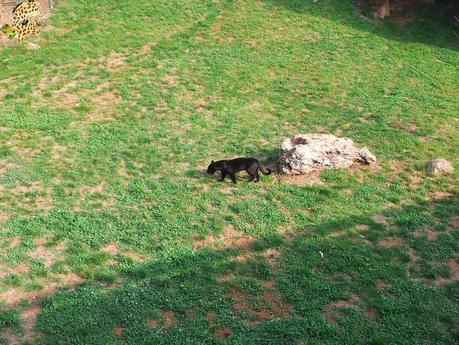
{"left": 0, "top": 0, "right": 458, "bottom": 344}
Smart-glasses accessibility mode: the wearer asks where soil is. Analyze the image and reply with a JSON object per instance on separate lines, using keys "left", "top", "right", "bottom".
{"left": 378, "top": 237, "right": 404, "bottom": 248}
{"left": 193, "top": 225, "right": 254, "bottom": 250}
{"left": 112, "top": 326, "right": 125, "bottom": 337}
{"left": 214, "top": 327, "right": 232, "bottom": 337}
{"left": 324, "top": 295, "right": 360, "bottom": 323}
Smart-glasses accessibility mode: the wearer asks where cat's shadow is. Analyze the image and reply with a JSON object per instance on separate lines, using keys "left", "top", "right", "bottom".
{"left": 185, "top": 169, "right": 208, "bottom": 179}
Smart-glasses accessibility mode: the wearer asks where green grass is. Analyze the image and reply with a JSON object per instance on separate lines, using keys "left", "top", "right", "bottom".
{"left": 0, "top": 0, "right": 458, "bottom": 344}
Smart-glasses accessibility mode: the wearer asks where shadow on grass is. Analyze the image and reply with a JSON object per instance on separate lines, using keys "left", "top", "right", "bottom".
{"left": 264, "top": 0, "right": 458, "bottom": 51}
{"left": 10, "top": 193, "right": 455, "bottom": 344}
{"left": 185, "top": 168, "right": 209, "bottom": 180}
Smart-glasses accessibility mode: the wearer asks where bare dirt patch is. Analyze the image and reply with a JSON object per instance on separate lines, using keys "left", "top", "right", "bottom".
{"left": 10, "top": 237, "right": 22, "bottom": 248}
{"left": 214, "top": 327, "right": 232, "bottom": 337}
{"left": 95, "top": 82, "right": 112, "bottom": 93}
{"left": 436, "top": 259, "right": 459, "bottom": 285}
{"left": 0, "top": 273, "right": 83, "bottom": 306}
{"left": 105, "top": 52, "right": 127, "bottom": 71}
{"left": 281, "top": 171, "right": 323, "bottom": 186}
{"left": 60, "top": 81, "right": 78, "bottom": 93}
{"left": 221, "top": 226, "right": 253, "bottom": 249}
{"left": 164, "top": 310, "right": 174, "bottom": 327}
{"left": 217, "top": 272, "right": 235, "bottom": 282}
{"left": 148, "top": 319, "right": 160, "bottom": 329}
{"left": 41, "top": 23, "right": 71, "bottom": 35}
{"left": 140, "top": 42, "right": 156, "bottom": 54}
{"left": 123, "top": 251, "right": 145, "bottom": 262}
{"left": 355, "top": 224, "right": 369, "bottom": 231}
{"left": 148, "top": 310, "right": 175, "bottom": 330}
{"left": 28, "top": 239, "right": 60, "bottom": 268}
{"left": 15, "top": 262, "right": 31, "bottom": 274}
{"left": 12, "top": 182, "right": 43, "bottom": 194}
{"left": 376, "top": 279, "right": 390, "bottom": 289}
{"left": 0, "top": 160, "right": 19, "bottom": 177}
{"left": 193, "top": 225, "right": 253, "bottom": 250}
{"left": 34, "top": 237, "right": 47, "bottom": 246}
{"left": 262, "top": 280, "right": 274, "bottom": 288}
{"left": 118, "top": 160, "right": 129, "bottom": 178}
{"left": 429, "top": 191, "right": 453, "bottom": 200}
{"left": 263, "top": 248, "right": 280, "bottom": 270}
{"left": 416, "top": 230, "right": 438, "bottom": 241}
{"left": 378, "top": 237, "right": 403, "bottom": 248}
{"left": 324, "top": 295, "right": 360, "bottom": 324}
{"left": 100, "top": 243, "right": 144, "bottom": 263}
{"left": 373, "top": 214, "right": 387, "bottom": 224}
{"left": 0, "top": 264, "right": 7, "bottom": 278}
{"left": 161, "top": 75, "right": 180, "bottom": 89}
{"left": 388, "top": 160, "right": 404, "bottom": 174}
{"left": 0, "top": 210, "right": 11, "bottom": 222}
{"left": 227, "top": 288, "right": 292, "bottom": 326}
{"left": 62, "top": 93, "right": 81, "bottom": 107}
{"left": 83, "top": 88, "right": 121, "bottom": 122}
{"left": 229, "top": 290, "right": 251, "bottom": 314}
{"left": 14, "top": 147, "right": 40, "bottom": 163}
{"left": 185, "top": 308, "right": 196, "bottom": 321}
{"left": 327, "top": 295, "right": 360, "bottom": 309}
{"left": 409, "top": 175, "right": 423, "bottom": 188}
{"left": 408, "top": 249, "right": 421, "bottom": 263}
{"left": 101, "top": 243, "right": 120, "bottom": 255}
{"left": 112, "top": 326, "right": 125, "bottom": 337}
{"left": 20, "top": 305, "right": 43, "bottom": 343}
{"left": 447, "top": 259, "right": 459, "bottom": 281}
{"left": 51, "top": 143, "right": 70, "bottom": 161}
{"left": 10, "top": 182, "right": 53, "bottom": 212}
{"left": 206, "top": 311, "right": 218, "bottom": 327}
{"left": 261, "top": 291, "right": 292, "bottom": 318}
{"left": 60, "top": 272, "right": 83, "bottom": 285}
{"left": 95, "top": 89, "right": 121, "bottom": 104}
{"left": 367, "top": 307, "right": 379, "bottom": 319}
{"left": 390, "top": 121, "right": 417, "bottom": 133}
{"left": 0, "top": 88, "right": 7, "bottom": 100}
{"left": 75, "top": 86, "right": 121, "bottom": 122}
{"left": 451, "top": 217, "right": 459, "bottom": 228}
{"left": 0, "top": 260, "right": 30, "bottom": 276}
{"left": 79, "top": 182, "right": 106, "bottom": 195}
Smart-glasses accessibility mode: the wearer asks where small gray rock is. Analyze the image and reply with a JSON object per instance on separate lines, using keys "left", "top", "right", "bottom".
{"left": 426, "top": 158, "right": 454, "bottom": 175}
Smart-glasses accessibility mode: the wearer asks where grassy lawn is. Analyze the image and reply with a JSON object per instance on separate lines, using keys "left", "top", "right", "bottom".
{"left": 0, "top": 0, "right": 458, "bottom": 344}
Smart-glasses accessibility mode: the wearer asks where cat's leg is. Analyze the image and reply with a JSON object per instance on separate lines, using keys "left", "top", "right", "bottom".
{"left": 247, "top": 170, "right": 255, "bottom": 182}
{"left": 29, "top": 20, "right": 40, "bottom": 35}
{"left": 11, "top": 21, "right": 24, "bottom": 41}
{"left": 246, "top": 164, "right": 257, "bottom": 182}
{"left": 230, "top": 173, "right": 237, "bottom": 184}
{"left": 219, "top": 171, "right": 227, "bottom": 182}
{"left": 31, "top": 26, "right": 41, "bottom": 35}
{"left": 254, "top": 170, "right": 260, "bottom": 182}
{"left": 16, "top": 28, "right": 25, "bottom": 41}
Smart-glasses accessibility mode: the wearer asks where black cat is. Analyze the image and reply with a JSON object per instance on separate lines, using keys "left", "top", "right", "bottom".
{"left": 207, "top": 157, "right": 271, "bottom": 183}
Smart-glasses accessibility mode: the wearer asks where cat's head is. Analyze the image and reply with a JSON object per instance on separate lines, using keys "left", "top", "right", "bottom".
{"left": 207, "top": 160, "right": 216, "bottom": 175}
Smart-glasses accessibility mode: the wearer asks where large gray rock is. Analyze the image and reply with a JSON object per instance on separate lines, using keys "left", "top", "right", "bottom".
{"left": 280, "top": 133, "right": 376, "bottom": 175}
{"left": 426, "top": 158, "right": 454, "bottom": 175}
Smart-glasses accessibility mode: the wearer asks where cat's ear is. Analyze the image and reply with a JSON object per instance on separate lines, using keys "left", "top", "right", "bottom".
{"left": 211, "top": 160, "right": 214, "bottom": 163}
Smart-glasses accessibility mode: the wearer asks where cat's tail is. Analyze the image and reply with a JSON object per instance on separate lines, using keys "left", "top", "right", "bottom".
{"left": 259, "top": 166, "right": 272, "bottom": 175}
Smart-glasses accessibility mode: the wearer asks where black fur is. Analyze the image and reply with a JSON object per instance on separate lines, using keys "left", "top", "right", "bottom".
{"left": 207, "top": 157, "right": 271, "bottom": 183}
